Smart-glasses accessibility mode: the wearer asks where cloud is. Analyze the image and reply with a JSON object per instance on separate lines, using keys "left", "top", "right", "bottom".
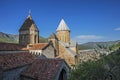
{"left": 73, "top": 35, "right": 104, "bottom": 44}
{"left": 76, "top": 35, "right": 103, "bottom": 40}
{"left": 114, "top": 27, "right": 120, "bottom": 31}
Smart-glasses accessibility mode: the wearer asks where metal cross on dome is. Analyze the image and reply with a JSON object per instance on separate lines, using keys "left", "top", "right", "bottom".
{"left": 28, "top": 9, "right": 31, "bottom": 15}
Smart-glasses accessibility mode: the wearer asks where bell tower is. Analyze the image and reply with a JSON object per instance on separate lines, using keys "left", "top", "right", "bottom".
{"left": 19, "top": 11, "right": 39, "bottom": 46}
{"left": 56, "top": 19, "right": 70, "bottom": 44}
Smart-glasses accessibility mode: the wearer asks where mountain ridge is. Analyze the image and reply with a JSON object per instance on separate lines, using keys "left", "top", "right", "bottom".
{"left": 0, "top": 32, "right": 120, "bottom": 50}
{"left": 0, "top": 32, "right": 48, "bottom": 43}
{"left": 79, "top": 40, "right": 120, "bottom": 50}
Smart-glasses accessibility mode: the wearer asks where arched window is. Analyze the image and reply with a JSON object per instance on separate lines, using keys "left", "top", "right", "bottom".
{"left": 34, "top": 35, "right": 37, "bottom": 43}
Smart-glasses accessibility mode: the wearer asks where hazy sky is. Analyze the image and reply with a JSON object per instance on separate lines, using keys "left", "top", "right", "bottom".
{"left": 0, "top": 0, "right": 120, "bottom": 43}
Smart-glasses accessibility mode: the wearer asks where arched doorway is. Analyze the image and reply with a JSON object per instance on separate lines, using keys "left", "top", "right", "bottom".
{"left": 58, "top": 69, "right": 67, "bottom": 80}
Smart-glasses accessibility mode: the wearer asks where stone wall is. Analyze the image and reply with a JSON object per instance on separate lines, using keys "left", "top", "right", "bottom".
{"left": 19, "top": 33, "right": 30, "bottom": 46}
{"left": 49, "top": 39, "right": 59, "bottom": 56}
{"left": 56, "top": 31, "right": 70, "bottom": 44}
{"left": 19, "top": 24, "right": 39, "bottom": 46}
{"left": 42, "top": 44, "right": 56, "bottom": 58}
{"left": 58, "top": 43, "right": 75, "bottom": 66}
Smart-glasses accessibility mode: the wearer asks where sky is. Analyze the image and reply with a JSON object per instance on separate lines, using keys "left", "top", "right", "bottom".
{"left": 0, "top": 0, "right": 120, "bottom": 44}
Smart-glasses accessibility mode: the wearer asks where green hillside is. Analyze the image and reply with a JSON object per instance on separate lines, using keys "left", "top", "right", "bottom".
{"left": 69, "top": 49, "right": 120, "bottom": 80}
{"left": 78, "top": 40, "right": 120, "bottom": 50}
{"left": 0, "top": 32, "right": 18, "bottom": 43}
{"left": 0, "top": 37, "right": 18, "bottom": 43}
{"left": 110, "top": 42, "right": 120, "bottom": 51}
{"left": 39, "top": 36, "right": 48, "bottom": 43}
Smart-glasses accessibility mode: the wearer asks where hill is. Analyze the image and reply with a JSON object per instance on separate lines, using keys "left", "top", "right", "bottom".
{"left": 110, "top": 42, "right": 120, "bottom": 51}
{"left": 0, "top": 32, "right": 18, "bottom": 43}
{"left": 0, "top": 32, "right": 48, "bottom": 43}
{"left": 69, "top": 49, "right": 120, "bottom": 80}
{"left": 78, "top": 40, "right": 120, "bottom": 50}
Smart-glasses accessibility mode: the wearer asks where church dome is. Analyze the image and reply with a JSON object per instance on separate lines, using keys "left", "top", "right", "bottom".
{"left": 56, "top": 19, "right": 70, "bottom": 31}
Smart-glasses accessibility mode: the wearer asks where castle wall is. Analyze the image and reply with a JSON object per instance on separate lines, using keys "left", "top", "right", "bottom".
{"left": 58, "top": 43, "right": 76, "bottom": 66}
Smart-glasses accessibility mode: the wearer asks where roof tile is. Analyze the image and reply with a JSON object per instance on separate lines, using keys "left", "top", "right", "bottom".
{"left": 0, "top": 43, "right": 25, "bottom": 51}
{"left": 56, "top": 19, "right": 70, "bottom": 31}
{"left": 28, "top": 43, "right": 48, "bottom": 50}
{"left": 22, "top": 59, "right": 65, "bottom": 80}
{"left": 0, "top": 52, "right": 35, "bottom": 71}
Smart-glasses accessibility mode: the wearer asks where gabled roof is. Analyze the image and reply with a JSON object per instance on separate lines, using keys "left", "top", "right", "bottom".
{"left": 49, "top": 33, "right": 58, "bottom": 40}
{"left": 28, "top": 43, "right": 48, "bottom": 50}
{"left": 21, "top": 59, "right": 69, "bottom": 80}
{"left": 0, "top": 43, "right": 25, "bottom": 51}
{"left": 0, "top": 52, "right": 35, "bottom": 71}
{"left": 19, "top": 15, "right": 39, "bottom": 31}
{"left": 56, "top": 19, "right": 70, "bottom": 31}
{"left": 28, "top": 41, "right": 54, "bottom": 50}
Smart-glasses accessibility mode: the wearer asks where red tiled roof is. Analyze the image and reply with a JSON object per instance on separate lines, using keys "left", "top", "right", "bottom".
{"left": 28, "top": 43, "right": 48, "bottom": 50}
{"left": 0, "top": 52, "right": 35, "bottom": 71}
{"left": 0, "top": 43, "right": 25, "bottom": 51}
{"left": 21, "top": 59, "right": 65, "bottom": 80}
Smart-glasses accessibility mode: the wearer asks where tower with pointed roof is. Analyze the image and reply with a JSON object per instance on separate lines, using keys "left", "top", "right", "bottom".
{"left": 54, "top": 19, "right": 78, "bottom": 66}
{"left": 56, "top": 19, "right": 70, "bottom": 44}
{"left": 19, "top": 12, "right": 39, "bottom": 46}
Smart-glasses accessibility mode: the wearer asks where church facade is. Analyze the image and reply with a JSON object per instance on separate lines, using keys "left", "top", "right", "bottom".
{"left": 19, "top": 14, "right": 78, "bottom": 66}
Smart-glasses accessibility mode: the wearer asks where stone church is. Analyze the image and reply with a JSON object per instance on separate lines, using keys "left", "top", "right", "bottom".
{"left": 19, "top": 13, "right": 78, "bottom": 66}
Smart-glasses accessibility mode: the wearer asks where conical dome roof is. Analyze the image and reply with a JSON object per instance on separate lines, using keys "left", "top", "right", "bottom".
{"left": 56, "top": 19, "right": 70, "bottom": 31}
{"left": 19, "top": 14, "right": 38, "bottom": 31}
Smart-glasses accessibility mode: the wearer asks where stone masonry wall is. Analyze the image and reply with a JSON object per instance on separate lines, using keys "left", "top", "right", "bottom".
{"left": 57, "top": 31, "right": 70, "bottom": 43}
{"left": 42, "top": 45, "right": 55, "bottom": 58}
{"left": 58, "top": 43, "right": 75, "bottom": 66}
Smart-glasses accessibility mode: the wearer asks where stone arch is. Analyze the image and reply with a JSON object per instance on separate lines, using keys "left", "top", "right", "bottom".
{"left": 58, "top": 69, "right": 67, "bottom": 80}
{"left": 34, "top": 35, "right": 37, "bottom": 43}
{"left": 39, "top": 52, "right": 41, "bottom": 55}
{"left": 36, "top": 52, "right": 38, "bottom": 55}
